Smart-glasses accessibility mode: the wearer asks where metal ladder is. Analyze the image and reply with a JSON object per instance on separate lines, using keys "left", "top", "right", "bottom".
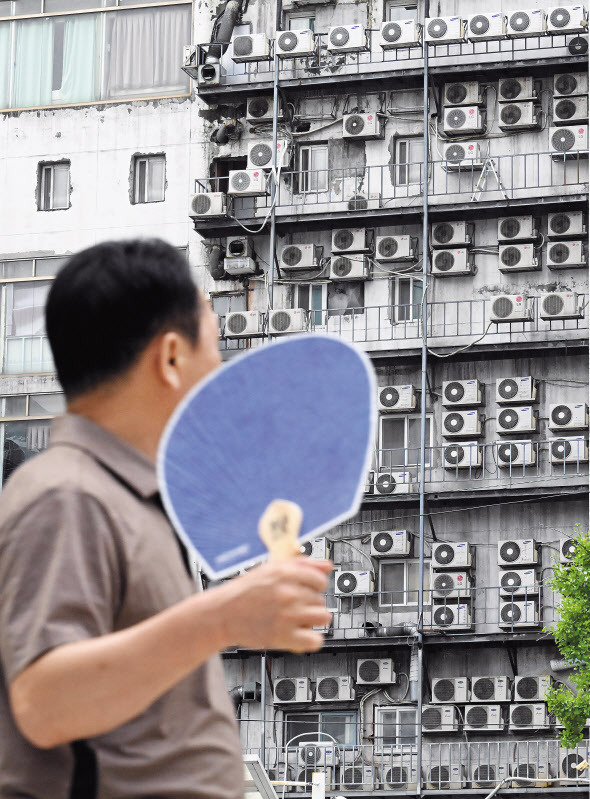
{"left": 471, "top": 156, "right": 509, "bottom": 202}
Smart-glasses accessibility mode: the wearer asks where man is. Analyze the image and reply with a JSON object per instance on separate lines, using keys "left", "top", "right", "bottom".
{"left": 0, "top": 239, "right": 332, "bottom": 799}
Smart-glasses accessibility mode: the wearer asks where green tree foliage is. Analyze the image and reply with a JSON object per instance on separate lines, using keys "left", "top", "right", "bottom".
{"left": 545, "top": 525, "right": 590, "bottom": 748}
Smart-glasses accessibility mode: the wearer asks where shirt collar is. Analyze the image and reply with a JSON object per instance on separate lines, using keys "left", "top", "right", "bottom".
{"left": 50, "top": 413, "right": 159, "bottom": 499}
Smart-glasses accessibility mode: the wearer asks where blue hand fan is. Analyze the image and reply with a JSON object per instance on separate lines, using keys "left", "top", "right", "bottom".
{"left": 158, "top": 334, "right": 376, "bottom": 579}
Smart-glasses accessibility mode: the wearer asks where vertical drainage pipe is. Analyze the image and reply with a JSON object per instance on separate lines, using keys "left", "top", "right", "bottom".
{"left": 417, "top": 8, "right": 430, "bottom": 796}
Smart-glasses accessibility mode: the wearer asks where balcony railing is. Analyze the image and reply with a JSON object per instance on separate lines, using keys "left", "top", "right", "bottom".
{"left": 216, "top": 296, "right": 589, "bottom": 353}
{"left": 195, "top": 29, "right": 581, "bottom": 88}
{"left": 196, "top": 151, "right": 588, "bottom": 220}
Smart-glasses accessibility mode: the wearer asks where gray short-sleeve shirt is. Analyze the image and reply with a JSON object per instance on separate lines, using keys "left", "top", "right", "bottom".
{"left": 0, "top": 414, "right": 243, "bottom": 799}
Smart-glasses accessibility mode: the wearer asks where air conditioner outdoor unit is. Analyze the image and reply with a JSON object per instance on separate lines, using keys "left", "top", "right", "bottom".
{"left": 296, "top": 767, "right": 334, "bottom": 792}
{"left": 498, "top": 215, "right": 538, "bottom": 241}
{"left": 514, "top": 675, "right": 552, "bottom": 702}
{"left": 428, "top": 604, "right": 472, "bottom": 630}
{"left": 509, "top": 702, "right": 548, "bottom": 729}
{"left": 443, "top": 410, "right": 482, "bottom": 438}
{"left": 189, "top": 192, "right": 226, "bottom": 218}
{"left": 300, "top": 537, "right": 332, "bottom": 559}
{"left": 472, "top": 763, "right": 510, "bottom": 788}
{"left": 332, "top": 228, "right": 370, "bottom": 254}
{"left": 357, "top": 658, "right": 396, "bottom": 684}
{"left": 490, "top": 294, "right": 533, "bottom": 323}
{"left": 381, "top": 758, "right": 418, "bottom": 790}
{"left": 327, "top": 24, "right": 367, "bottom": 52}
{"left": 335, "top": 570, "right": 374, "bottom": 596}
{"left": 432, "top": 542, "right": 472, "bottom": 568}
{"left": 551, "top": 436, "right": 589, "bottom": 463}
{"left": 548, "top": 211, "right": 587, "bottom": 237}
{"left": 498, "top": 538, "right": 538, "bottom": 566}
{"left": 443, "top": 81, "right": 482, "bottom": 107}
{"left": 231, "top": 33, "right": 271, "bottom": 62}
{"left": 444, "top": 442, "right": 482, "bottom": 469}
{"left": 422, "top": 705, "right": 460, "bottom": 733}
{"left": 467, "top": 12, "right": 507, "bottom": 39}
{"left": 228, "top": 169, "right": 267, "bottom": 196}
{"left": 443, "top": 380, "right": 483, "bottom": 407}
{"left": 370, "top": 530, "right": 412, "bottom": 557}
{"left": 499, "top": 101, "right": 540, "bottom": 130}
{"left": 298, "top": 742, "right": 339, "bottom": 767}
{"left": 378, "top": 385, "right": 416, "bottom": 412}
{"left": 547, "top": 240, "right": 586, "bottom": 268}
{"left": 268, "top": 309, "right": 308, "bottom": 335}
{"left": 499, "top": 244, "right": 539, "bottom": 272}
{"left": 432, "top": 249, "right": 475, "bottom": 277}
{"left": 339, "top": 765, "right": 375, "bottom": 791}
{"left": 443, "top": 106, "right": 485, "bottom": 135}
{"left": 432, "top": 677, "right": 470, "bottom": 703}
{"left": 497, "top": 377, "right": 537, "bottom": 404}
{"left": 550, "top": 403, "right": 589, "bottom": 431}
{"left": 550, "top": 125, "right": 589, "bottom": 157}
{"left": 471, "top": 676, "right": 510, "bottom": 702}
{"left": 329, "top": 255, "right": 371, "bottom": 280}
{"left": 464, "top": 704, "right": 504, "bottom": 732}
{"left": 224, "top": 311, "right": 264, "bottom": 338}
{"left": 553, "top": 96, "right": 589, "bottom": 124}
{"left": 548, "top": 5, "right": 589, "bottom": 32}
{"left": 275, "top": 29, "right": 315, "bottom": 57}
{"left": 499, "top": 76, "right": 538, "bottom": 101}
{"left": 443, "top": 141, "right": 484, "bottom": 170}
{"left": 554, "top": 72, "right": 589, "bottom": 97}
{"left": 225, "top": 236, "right": 253, "bottom": 259}
{"left": 540, "top": 291, "right": 582, "bottom": 320}
{"left": 497, "top": 406, "right": 538, "bottom": 434}
{"left": 500, "top": 601, "right": 540, "bottom": 629}
{"left": 316, "top": 676, "right": 354, "bottom": 702}
{"left": 274, "top": 677, "right": 311, "bottom": 703}
{"left": 379, "top": 19, "right": 421, "bottom": 48}
{"left": 342, "top": 113, "right": 384, "bottom": 139}
{"left": 512, "top": 759, "right": 552, "bottom": 787}
{"left": 247, "top": 96, "right": 279, "bottom": 123}
{"left": 424, "top": 16, "right": 466, "bottom": 44}
{"left": 559, "top": 747, "right": 590, "bottom": 782}
{"left": 375, "top": 235, "right": 416, "bottom": 261}
{"left": 346, "top": 191, "right": 382, "bottom": 211}
{"left": 224, "top": 257, "right": 257, "bottom": 276}
{"left": 430, "top": 571, "right": 472, "bottom": 599}
{"left": 431, "top": 221, "right": 473, "bottom": 247}
{"left": 507, "top": 8, "right": 546, "bottom": 36}
{"left": 497, "top": 440, "right": 538, "bottom": 467}
{"left": 268, "top": 764, "right": 294, "bottom": 786}
{"left": 500, "top": 568, "right": 539, "bottom": 597}
{"left": 426, "top": 764, "right": 464, "bottom": 790}
{"left": 196, "top": 63, "right": 221, "bottom": 87}
{"left": 560, "top": 538, "right": 578, "bottom": 562}
{"left": 279, "top": 244, "right": 320, "bottom": 271}
{"left": 374, "top": 472, "right": 415, "bottom": 495}
{"left": 247, "top": 140, "right": 289, "bottom": 170}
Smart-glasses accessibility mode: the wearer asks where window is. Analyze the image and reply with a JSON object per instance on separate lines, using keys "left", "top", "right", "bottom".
{"left": 0, "top": 3, "right": 190, "bottom": 110}
{"left": 288, "top": 13, "right": 315, "bottom": 32}
{"left": 285, "top": 711, "right": 358, "bottom": 747}
{"left": 327, "top": 281, "right": 364, "bottom": 316}
{"left": 291, "top": 282, "right": 327, "bottom": 326}
{"left": 133, "top": 154, "right": 165, "bottom": 204}
{"left": 374, "top": 705, "right": 417, "bottom": 752}
{"left": 379, "top": 559, "right": 430, "bottom": 606}
{"left": 379, "top": 414, "right": 432, "bottom": 468}
{"left": 38, "top": 162, "right": 70, "bottom": 211}
{"left": 299, "top": 144, "right": 328, "bottom": 193}
{"left": 391, "top": 276, "right": 423, "bottom": 322}
{"left": 4, "top": 281, "right": 54, "bottom": 374}
{"left": 395, "top": 137, "right": 423, "bottom": 186}
{"left": 385, "top": 1, "right": 418, "bottom": 21}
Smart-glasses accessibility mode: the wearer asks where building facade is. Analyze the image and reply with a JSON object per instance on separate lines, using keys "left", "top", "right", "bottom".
{"left": 1, "top": 0, "right": 589, "bottom": 794}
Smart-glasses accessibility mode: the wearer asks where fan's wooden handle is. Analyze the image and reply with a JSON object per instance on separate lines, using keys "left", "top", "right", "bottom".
{"left": 259, "top": 499, "right": 303, "bottom": 560}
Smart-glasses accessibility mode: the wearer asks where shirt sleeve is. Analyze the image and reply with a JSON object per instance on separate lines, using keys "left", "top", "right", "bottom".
{"left": 0, "top": 488, "right": 125, "bottom": 685}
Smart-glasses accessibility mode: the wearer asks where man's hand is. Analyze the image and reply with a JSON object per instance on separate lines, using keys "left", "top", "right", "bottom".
{"left": 214, "top": 558, "right": 333, "bottom": 653}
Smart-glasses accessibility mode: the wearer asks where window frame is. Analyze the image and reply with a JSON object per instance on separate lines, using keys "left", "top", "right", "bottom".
{"left": 287, "top": 12, "right": 315, "bottom": 32}
{"left": 132, "top": 153, "right": 166, "bottom": 204}
{"left": 373, "top": 704, "right": 418, "bottom": 753}
{"left": 285, "top": 710, "right": 359, "bottom": 747}
{"left": 390, "top": 274, "right": 423, "bottom": 323}
{"left": 394, "top": 136, "right": 424, "bottom": 187}
{"left": 378, "top": 413, "right": 432, "bottom": 469}
{"left": 290, "top": 281, "right": 328, "bottom": 326}
{"left": 378, "top": 557, "right": 431, "bottom": 608}
{"left": 298, "top": 143, "right": 329, "bottom": 194}
{"left": 384, "top": 0, "right": 419, "bottom": 22}
{"left": 38, "top": 161, "right": 70, "bottom": 211}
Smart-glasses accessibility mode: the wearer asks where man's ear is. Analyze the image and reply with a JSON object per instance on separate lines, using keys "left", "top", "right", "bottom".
{"left": 157, "top": 332, "right": 183, "bottom": 390}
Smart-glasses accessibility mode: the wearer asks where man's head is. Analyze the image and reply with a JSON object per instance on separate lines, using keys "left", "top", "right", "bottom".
{"left": 46, "top": 239, "right": 220, "bottom": 406}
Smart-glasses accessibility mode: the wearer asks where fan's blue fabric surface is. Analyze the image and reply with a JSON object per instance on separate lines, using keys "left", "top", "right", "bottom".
{"left": 158, "top": 334, "right": 376, "bottom": 579}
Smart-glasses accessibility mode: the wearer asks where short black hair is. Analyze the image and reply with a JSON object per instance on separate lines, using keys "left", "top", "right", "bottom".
{"left": 46, "top": 239, "right": 199, "bottom": 399}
